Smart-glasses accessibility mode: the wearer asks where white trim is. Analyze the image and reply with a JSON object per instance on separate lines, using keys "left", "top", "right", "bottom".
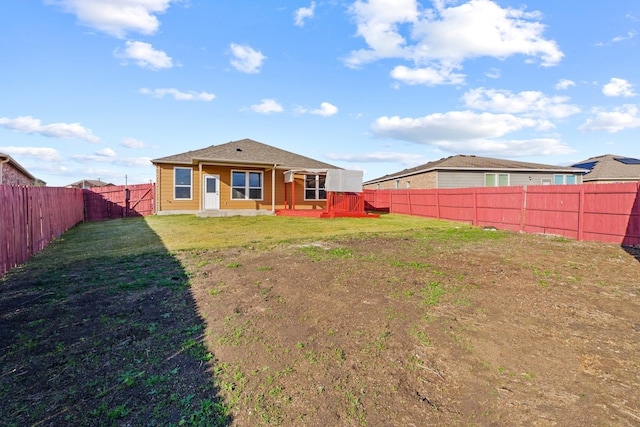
{"left": 174, "top": 167, "right": 193, "bottom": 200}
{"left": 231, "top": 169, "right": 264, "bottom": 201}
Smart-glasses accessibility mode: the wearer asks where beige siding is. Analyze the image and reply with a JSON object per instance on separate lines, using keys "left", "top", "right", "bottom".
{"left": 365, "top": 170, "right": 583, "bottom": 190}
{"left": 156, "top": 163, "right": 327, "bottom": 212}
{"left": 438, "top": 171, "right": 583, "bottom": 187}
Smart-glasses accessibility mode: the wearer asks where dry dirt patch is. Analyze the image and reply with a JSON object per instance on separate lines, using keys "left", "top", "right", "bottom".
{"left": 180, "top": 231, "right": 640, "bottom": 426}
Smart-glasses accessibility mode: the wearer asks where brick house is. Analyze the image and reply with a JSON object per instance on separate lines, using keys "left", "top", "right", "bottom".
{"left": 0, "top": 153, "right": 42, "bottom": 186}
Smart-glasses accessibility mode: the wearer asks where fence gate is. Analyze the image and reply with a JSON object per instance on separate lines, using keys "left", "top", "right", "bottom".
{"left": 83, "top": 183, "right": 155, "bottom": 221}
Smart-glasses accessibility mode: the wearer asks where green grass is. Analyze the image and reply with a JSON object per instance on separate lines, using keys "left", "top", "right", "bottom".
{"left": 145, "top": 214, "right": 471, "bottom": 251}
{"left": 0, "top": 218, "right": 230, "bottom": 426}
{"left": 1, "top": 214, "right": 512, "bottom": 426}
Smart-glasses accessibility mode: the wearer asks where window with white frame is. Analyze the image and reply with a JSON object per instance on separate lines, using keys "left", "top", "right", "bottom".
{"left": 553, "top": 174, "right": 577, "bottom": 185}
{"left": 174, "top": 167, "right": 192, "bottom": 199}
{"left": 231, "top": 170, "right": 263, "bottom": 200}
{"left": 485, "top": 173, "right": 509, "bottom": 187}
{"left": 305, "top": 174, "right": 326, "bottom": 200}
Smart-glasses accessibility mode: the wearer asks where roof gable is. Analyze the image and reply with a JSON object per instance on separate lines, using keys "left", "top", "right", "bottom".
{"left": 365, "top": 154, "right": 585, "bottom": 184}
{"left": 151, "top": 138, "right": 338, "bottom": 170}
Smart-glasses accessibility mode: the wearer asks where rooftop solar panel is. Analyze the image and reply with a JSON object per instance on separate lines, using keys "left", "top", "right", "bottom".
{"left": 572, "top": 161, "right": 597, "bottom": 170}
{"left": 614, "top": 157, "right": 640, "bottom": 165}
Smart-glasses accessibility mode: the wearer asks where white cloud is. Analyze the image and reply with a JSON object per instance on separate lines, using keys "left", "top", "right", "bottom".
{"left": 596, "top": 30, "right": 637, "bottom": 46}
{"left": 390, "top": 65, "right": 465, "bottom": 86}
{"left": 485, "top": 68, "right": 501, "bottom": 79}
{"left": 72, "top": 153, "right": 152, "bottom": 167}
{"left": 612, "top": 30, "right": 637, "bottom": 43}
{"left": 294, "top": 1, "right": 316, "bottom": 27}
{"left": 45, "top": 0, "right": 175, "bottom": 38}
{"left": 579, "top": 104, "right": 640, "bottom": 133}
{"left": 139, "top": 87, "right": 215, "bottom": 101}
{"left": 0, "top": 116, "right": 99, "bottom": 142}
{"left": 346, "top": 0, "right": 563, "bottom": 86}
{"left": 310, "top": 102, "right": 339, "bottom": 116}
{"left": 250, "top": 99, "right": 283, "bottom": 114}
{"left": 462, "top": 87, "right": 580, "bottom": 119}
{"left": 326, "top": 151, "right": 425, "bottom": 165}
{"left": 371, "top": 110, "right": 573, "bottom": 155}
{"left": 373, "top": 111, "right": 537, "bottom": 141}
{"left": 229, "top": 43, "right": 266, "bottom": 74}
{"left": 116, "top": 41, "right": 173, "bottom": 70}
{"left": 555, "top": 79, "right": 575, "bottom": 90}
{"left": 121, "top": 137, "right": 147, "bottom": 148}
{"left": 0, "top": 146, "right": 63, "bottom": 162}
{"left": 96, "top": 148, "right": 116, "bottom": 157}
{"left": 602, "top": 78, "right": 636, "bottom": 97}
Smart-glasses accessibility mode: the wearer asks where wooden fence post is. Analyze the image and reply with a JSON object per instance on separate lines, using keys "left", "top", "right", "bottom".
{"left": 578, "top": 186, "right": 585, "bottom": 241}
{"left": 520, "top": 186, "right": 527, "bottom": 233}
{"left": 472, "top": 189, "right": 478, "bottom": 226}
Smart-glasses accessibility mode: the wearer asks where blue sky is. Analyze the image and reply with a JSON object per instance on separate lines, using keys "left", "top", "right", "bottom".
{"left": 1, "top": 0, "right": 639, "bottom": 187}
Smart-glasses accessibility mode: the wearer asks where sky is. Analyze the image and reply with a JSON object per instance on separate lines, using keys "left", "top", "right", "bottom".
{"left": 1, "top": 0, "right": 640, "bottom": 187}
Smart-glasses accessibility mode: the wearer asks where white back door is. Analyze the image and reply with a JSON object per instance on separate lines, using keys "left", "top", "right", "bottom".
{"left": 204, "top": 175, "right": 220, "bottom": 210}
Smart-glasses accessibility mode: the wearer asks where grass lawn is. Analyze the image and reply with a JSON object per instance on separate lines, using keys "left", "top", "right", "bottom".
{"left": 2, "top": 214, "right": 640, "bottom": 426}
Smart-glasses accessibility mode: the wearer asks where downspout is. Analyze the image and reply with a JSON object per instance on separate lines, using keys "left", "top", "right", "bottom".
{"left": 0, "top": 158, "right": 9, "bottom": 184}
{"left": 272, "top": 164, "right": 276, "bottom": 213}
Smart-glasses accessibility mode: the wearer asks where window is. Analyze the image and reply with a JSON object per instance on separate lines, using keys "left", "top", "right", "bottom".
{"left": 395, "top": 180, "right": 400, "bottom": 189}
{"left": 554, "top": 174, "right": 577, "bottom": 185}
{"left": 485, "top": 173, "right": 509, "bottom": 187}
{"left": 305, "top": 174, "right": 326, "bottom": 200}
{"left": 232, "top": 170, "right": 263, "bottom": 200}
{"left": 174, "top": 167, "right": 192, "bottom": 199}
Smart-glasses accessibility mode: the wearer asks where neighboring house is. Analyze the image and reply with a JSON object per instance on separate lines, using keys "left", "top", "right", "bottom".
{"left": 150, "top": 138, "right": 341, "bottom": 216}
{"left": 363, "top": 154, "right": 586, "bottom": 190}
{"left": 0, "top": 152, "right": 43, "bottom": 186}
{"left": 571, "top": 154, "right": 640, "bottom": 184}
{"left": 66, "top": 179, "right": 114, "bottom": 189}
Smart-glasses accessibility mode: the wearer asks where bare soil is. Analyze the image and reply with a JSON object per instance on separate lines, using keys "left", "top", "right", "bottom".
{"left": 181, "top": 231, "right": 640, "bottom": 426}
{"left": 2, "top": 220, "right": 640, "bottom": 426}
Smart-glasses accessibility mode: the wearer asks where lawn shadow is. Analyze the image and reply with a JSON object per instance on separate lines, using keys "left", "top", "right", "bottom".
{"left": 0, "top": 218, "right": 231, "bottom": 426}
{"left": 622, "top": 183, "right": 640, "bottom": 264}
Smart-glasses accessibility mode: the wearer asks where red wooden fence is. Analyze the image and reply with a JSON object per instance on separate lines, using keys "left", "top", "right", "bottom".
{"left": 1, "top": 185, "right": 85, "bottom": 276}
{"left": 364, "top": 182, "right": 640, "bottom": 246}
{"left": 84, "top": 183, "right": 155, "bottom": 221}
{"left": 1, "top": 183, "right": 156, "bottom": 276}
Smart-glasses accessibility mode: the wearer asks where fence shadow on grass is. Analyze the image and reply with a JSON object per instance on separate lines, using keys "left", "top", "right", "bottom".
{"left": 622, "top": 184, "right": 640, "bottom": 264}
{"left": 0, "top": 218, "right": 231, "bottom": 426}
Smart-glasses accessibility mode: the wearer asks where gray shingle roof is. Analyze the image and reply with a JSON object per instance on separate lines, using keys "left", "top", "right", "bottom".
{"left": 151, "top": 138, "right": 338, "bottom": 170}
{"left": 365, "top": 154, "right": 586, "bottom": 184}
{"left": 572, "top": 154, "right": 640, "bottom": 182}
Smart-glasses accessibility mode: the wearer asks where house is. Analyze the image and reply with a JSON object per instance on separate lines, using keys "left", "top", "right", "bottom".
{"left": 571, "top": 154, "right": 640, "bottom": 183}
{"left": 66, "top": 179, "right": 114, "bottom": 189}
{"left": 363, "top": 154, "right": 586, "bottom": 190}
{"left": 0, "top": 152, "right": 43, "bottom": 186}
{"left": 150, "top": 138, "right": 343, "bottom": 216}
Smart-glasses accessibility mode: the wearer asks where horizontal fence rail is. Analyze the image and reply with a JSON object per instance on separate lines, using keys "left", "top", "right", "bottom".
{"left": 364, "top": 182, "right": 640, "bottom": 246}
{"left": 1, "top": 185, "right": 85, "bottom": 276}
